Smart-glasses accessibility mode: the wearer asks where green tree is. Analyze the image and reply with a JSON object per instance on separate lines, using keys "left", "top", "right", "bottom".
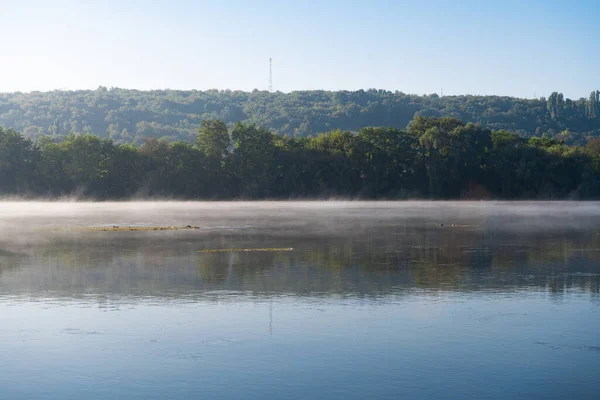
{"left": 195, "top": 119, "right": 229, "bottom": 161}
{"left": 195, "top": 119, "right": 229, "bottom": 196}
{"left": 0, "top": 127, "right": 39, "bottom": 194}
{"left": 358, "top": 127, "right": 423, "bottom": 197}
{"left": 230, "top": 122, "right": 276, "bottom": 197}
{"left": 59, "top": 134, "right": 115, "bottom": 196}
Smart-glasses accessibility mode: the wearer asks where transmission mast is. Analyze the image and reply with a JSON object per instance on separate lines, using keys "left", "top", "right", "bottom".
{"left": 268, "top": 57, "right": 273, "bottom": 92}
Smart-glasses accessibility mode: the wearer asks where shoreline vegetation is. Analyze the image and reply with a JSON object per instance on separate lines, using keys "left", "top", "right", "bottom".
{"left": 1, "top": 116, "right": 600, "bottom": 200}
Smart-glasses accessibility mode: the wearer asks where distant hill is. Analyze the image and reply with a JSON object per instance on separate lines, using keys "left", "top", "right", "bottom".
{"left": 1, "top": 88, "right": 599, "bottom": 143}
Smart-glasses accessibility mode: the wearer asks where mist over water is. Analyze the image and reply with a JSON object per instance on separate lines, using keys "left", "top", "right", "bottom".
{"left": 0, "top": 202, "right": 599, "bottom": 399}
{"left": 2, "top": 200, "right": 600, "bottom": 241}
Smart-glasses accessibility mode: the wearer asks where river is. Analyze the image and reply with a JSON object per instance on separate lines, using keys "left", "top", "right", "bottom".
{"left": 0, "top": 202, "right": 598, "bottom": 399}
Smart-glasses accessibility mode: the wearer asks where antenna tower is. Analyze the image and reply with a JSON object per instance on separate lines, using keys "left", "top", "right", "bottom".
{"left": 268, "top": 57, "right": 273, "bottom": 92}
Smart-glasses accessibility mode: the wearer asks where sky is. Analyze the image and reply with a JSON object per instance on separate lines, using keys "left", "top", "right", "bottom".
{"left": 0, "top": 0, "right": 598, "bottom": 98}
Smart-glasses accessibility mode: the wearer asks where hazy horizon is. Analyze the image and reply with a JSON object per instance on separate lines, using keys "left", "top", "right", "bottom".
{"left": 1, "top": 0, "right": 598, "bottom": 98}
{"left": 0, "top": 86, "right": 595, "bottom": 101}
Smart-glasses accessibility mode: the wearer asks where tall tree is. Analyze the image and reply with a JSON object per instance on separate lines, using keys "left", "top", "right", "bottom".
{"left": 0, "top": 127, "right": 39, "bottom": 194}
{"left": 230, "top": 122, "right": 275, "bottom": 197}
{"left": 195, "top": 119, "right": 229, "bottom": 161}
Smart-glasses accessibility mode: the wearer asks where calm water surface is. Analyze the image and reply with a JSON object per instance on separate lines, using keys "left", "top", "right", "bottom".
{"left": 0, "top": 202, "right": 599, "bottom": 399}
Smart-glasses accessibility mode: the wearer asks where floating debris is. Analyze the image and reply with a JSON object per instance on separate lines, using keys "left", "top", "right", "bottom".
{"left": 199, "top": 248, "right": 294, "bottom": 253}
{"left": 437, "top": 223, "right": 478, "bottom": 228}
{"left": 52, "top": 225, "right": 201, "bottom": 232}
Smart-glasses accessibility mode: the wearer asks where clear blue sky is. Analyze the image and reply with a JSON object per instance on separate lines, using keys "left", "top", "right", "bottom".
{"left": 0, "top": 0, "right": 598, "bottom": 98}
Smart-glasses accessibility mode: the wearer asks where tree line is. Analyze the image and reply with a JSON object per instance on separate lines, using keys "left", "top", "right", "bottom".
{"left": 1, "top": 88, "right": 599, "bottom": 144}
{"left": 2, "top": 116, "right": 600, "bottom": 199}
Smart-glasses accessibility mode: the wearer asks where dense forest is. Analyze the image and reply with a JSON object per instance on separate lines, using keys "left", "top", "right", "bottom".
{"left": 1, "top": 88, "right": 599, "bottom": 144}
{"left": 2, "top": 116, "right": 600, "bottom": 200}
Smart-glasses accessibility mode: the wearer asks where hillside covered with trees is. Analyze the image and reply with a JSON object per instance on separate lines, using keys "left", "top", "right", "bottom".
{"left": 1, "top": 88, "right": 599, "bottom": 144}
{"left": 2, "top": 117, "right": 600, "bottom": 200}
